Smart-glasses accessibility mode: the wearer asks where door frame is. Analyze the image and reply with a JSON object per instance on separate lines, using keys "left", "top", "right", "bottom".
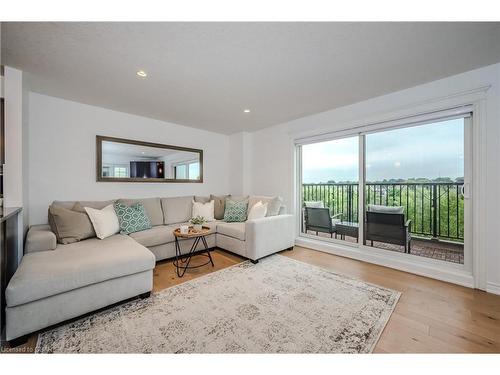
{"left": 293, "top": 86, "right": 489, "bottom": 290}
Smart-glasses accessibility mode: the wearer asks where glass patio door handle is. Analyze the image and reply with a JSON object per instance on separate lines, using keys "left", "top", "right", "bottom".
{"left": 461, "top": 183, "right": 470, "bottom": 199}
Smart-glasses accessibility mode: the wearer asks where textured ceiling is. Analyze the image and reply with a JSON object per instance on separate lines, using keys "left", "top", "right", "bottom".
{"left": 2, "top": 22, "right": 500, "bottom": 134}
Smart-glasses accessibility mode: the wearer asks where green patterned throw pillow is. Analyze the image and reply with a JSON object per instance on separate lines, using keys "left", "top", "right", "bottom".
{"left": 223, "top": 200, "right": 248, "bottom": 222}
{"left": 113, "top": 202, "right": 152, "bottom": 235}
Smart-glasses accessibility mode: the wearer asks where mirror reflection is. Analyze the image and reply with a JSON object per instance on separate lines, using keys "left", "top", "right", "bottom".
{"left": 97, "top": 137, "right": 203, "bottom": 182}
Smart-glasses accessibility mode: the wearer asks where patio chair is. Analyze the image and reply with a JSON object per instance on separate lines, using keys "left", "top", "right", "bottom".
{"left": 304, "top": 206, "right": 343, "bottom": 238}
{"left": 365, "top": 204, "right": 412, "bottom": 253}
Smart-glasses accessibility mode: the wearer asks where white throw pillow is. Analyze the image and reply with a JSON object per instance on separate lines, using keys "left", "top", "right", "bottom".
{"left": 192, "top": 200, "right": 215, "bottom": 222}
{"left": 247, "top": 201, "right": 268, "bottom": 220}
{"left": 84, "top": 204, "right": 120, "bottom": 239}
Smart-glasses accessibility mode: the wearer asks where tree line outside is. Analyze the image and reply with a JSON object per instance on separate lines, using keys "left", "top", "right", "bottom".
{"left": 302, "top": 177, "right": 464, "bottom": 242}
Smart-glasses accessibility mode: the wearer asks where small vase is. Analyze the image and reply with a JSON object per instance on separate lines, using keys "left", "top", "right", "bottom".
{"left": 193, "top": 224, "right": 202, "bottom": 232}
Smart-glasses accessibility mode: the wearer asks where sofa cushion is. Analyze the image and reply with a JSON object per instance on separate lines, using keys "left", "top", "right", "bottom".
{"left": 210, "top": 194, "right": 230, "bottom": 220}
{"left": 68, "top": 200, "right": 115, "bottom": 212}
{"left": 117, "top": 197, "right": 163, "bottom": 226}
{"left": 129, "top": 225, "right": 175, "bottom": 247}
{"left": 48, "top": 205, "right": 96, "bottom": 244}
{"left": 25, "top": 225, "right": 58, "bottom": 253}
{"left": 194, "top": 196, "right": 210, "bottom": 203}
{"left": 114, "top": 202, "right": 152, "bottom": 235}
{"left": 216, "top": 222, "right": 246, "bottom": 241}
{"left": 130, "top": 222, "right": 219, "bottom": 247}
{"left": 6, "top": 235, "right": 155, "bottom": 307}
{"left": 248, "top": 196, "right": 283, "bottom": 217}
{"left": 161, "top": 196, "right": 194, "bottom": 224}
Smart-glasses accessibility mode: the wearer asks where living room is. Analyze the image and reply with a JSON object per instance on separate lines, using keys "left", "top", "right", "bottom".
{"left": 2, "top": 0, "right": 500, "bottom": 372}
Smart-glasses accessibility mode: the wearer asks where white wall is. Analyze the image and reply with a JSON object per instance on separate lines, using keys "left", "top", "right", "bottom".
{"left": 248, "top": 63, "right": 500, "bottom": 292}
{"left": 28, "top": 93, "right": 230, "bottom": 225}
{"left": 4, "top": 67, "right": 24, "bottom": 208}
{"left": 3, "top": 66, "right": 30, "bottom": 261}
{"left": 228, "top": 132, "right": 253, "bottom": 196}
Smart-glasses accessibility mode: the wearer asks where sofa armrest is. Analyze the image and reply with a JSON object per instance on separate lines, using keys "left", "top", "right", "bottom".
{"left": 245, "top": 214, "right": 295, "bottom": 261}
{"left": 25, "top": 225, "right": 57, "bottom": 253}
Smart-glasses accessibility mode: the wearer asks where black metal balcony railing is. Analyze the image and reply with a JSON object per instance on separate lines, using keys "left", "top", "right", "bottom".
{"left": 302, "top": 182, "right": 464, "bottom": 241}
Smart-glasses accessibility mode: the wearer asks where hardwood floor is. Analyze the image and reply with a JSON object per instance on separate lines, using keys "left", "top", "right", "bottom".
{"left": 283, "top": 246, "right": 500, "bottom": 353}
{"left": 3, "top": 246, "right": 500, "bottom": 353}
{"left": 151, "top": 246, "right": 500, "bottom": 353}
{"left": 152, "top": 249, "right": 245, "bottom": 292}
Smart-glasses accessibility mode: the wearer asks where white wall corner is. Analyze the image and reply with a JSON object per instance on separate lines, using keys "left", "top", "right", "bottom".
{"left": 241, "top": 132, "right": 253, "bottom": 196}
{"left": 228, "top": 131, "right": 253, "bottom": 196}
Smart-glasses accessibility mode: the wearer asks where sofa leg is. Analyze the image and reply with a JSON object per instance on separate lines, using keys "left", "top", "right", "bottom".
{"left": 250, "top": 259, "right": 259, "bottom": 264}
{"left": 287, "top": 246, "right": 294, "bottom": 251}
{"left": 139, "top": 291, "right": 151, "bottom": 299}
{"left": 8, "top": 335, "right": 29, "bottom": 348}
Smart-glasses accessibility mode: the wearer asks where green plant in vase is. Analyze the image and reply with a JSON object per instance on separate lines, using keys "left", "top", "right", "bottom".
{"left": 190, "top": 216, "right": 206, "bottom": 232}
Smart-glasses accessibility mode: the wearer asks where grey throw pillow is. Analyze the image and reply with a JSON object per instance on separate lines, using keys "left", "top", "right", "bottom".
{"left": 195, "top": 196, "right": 211, "bottom": 203}
{"left": 48, "top": 205, "right": 96, "bottom": 244}
{"left": 210, "top": 194, "right": 230, "bottom": 220}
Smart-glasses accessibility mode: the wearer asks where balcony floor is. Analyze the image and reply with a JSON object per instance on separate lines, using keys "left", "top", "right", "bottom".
{"left": 305, "top": 231, "right": 464, "bottom": 264}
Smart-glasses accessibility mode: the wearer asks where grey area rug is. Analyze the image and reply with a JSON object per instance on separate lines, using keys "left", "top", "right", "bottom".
{"left": 36, "top": 255, "right": 400, "bottom": 353}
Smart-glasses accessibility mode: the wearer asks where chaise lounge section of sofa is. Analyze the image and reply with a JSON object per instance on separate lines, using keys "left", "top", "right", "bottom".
{"left": 5, "top": 195, "right": 295, "bottom": 344}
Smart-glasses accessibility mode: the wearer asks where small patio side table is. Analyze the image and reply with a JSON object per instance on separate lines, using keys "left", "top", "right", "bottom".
{"left": 335, "top": 222, "right": 359, "bottom": 242}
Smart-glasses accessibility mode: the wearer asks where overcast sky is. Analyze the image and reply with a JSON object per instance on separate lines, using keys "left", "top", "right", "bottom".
{"left": 302, "top": 118, "right": 464, "bottom": 183}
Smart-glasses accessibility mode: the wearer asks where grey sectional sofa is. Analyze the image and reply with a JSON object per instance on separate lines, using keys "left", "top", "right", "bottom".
{"left": 5, "top": 195, "right": 295, "bottom": 344}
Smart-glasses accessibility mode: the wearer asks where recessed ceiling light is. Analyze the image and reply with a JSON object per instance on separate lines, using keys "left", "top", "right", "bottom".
{"left": 243, "top": 109, "right": 251, "bottom": 113}
{"left": 136, "top": 70, "right": 148, "bottom": 78}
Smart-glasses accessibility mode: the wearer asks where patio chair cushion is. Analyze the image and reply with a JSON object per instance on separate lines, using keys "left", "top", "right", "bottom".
{"left": 367, "top": 204, "right": 404, "bottom": 214}
{"left": 304, "top": 201, "right": 324, "bottom": 208}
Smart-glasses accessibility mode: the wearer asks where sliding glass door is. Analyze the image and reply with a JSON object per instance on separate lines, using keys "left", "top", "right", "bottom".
{"left": 301, "top": 136, "right": 359, "bottom": 244}
{"left": 363, "top": 117, "right": 467, "bottom": 264}
{"left": 297, "top": 110, "right": 471, "bottom": 268}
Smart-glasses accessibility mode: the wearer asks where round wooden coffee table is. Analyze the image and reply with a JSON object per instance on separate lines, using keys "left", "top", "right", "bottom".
{"left": 173, "top": 226, "right": 214, "bottom": 277}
